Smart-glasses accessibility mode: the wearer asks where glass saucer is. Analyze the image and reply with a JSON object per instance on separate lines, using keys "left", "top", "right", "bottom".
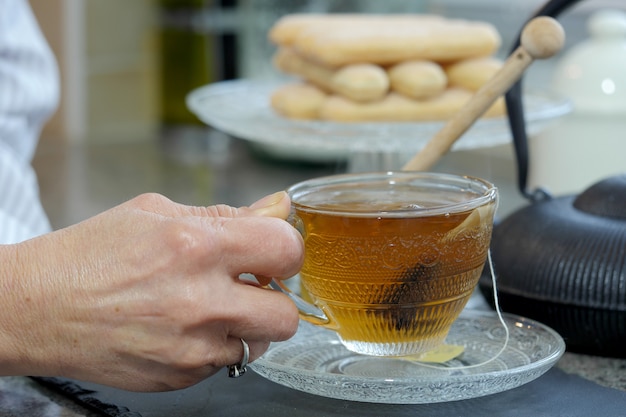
{"left": 250, "top": 309, "right": 565, "bottom": 404}
{"left": 186, "top": 79, "right": 571, "bottom": 154}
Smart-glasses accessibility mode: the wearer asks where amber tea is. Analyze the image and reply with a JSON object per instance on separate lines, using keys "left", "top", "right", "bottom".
{"left": 286, "top": 172, "right": 497, "bottom": 356}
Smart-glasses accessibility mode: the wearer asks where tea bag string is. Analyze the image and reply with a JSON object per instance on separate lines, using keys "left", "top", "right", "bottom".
{"left": 415, "top": 250, "right": 510, "bottom": 371}
{"left": 414, "top": 250, "right": 509, "bottom": 370}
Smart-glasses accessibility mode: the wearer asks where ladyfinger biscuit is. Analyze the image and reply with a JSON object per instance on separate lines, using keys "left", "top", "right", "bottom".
{"left": 273, "top": 47, "right": 331, "bottom": 87}
{"left": 270, "top": 82, "right": 328, "bottom": 120}
{"left": 273, "top": 48, "right": 389, "bottom": 102}
{"left": 288, "top": 16, "right": 501, "bottom": 67}
{"left": 446, "top": 57, "right": 503, "bottom": 91}
{"left": 269, "top": 14, "right": 444, "bottom": 47}
{"left": 331, "top": 64, "right": 389, "bottom": 102}
{"left": 318, "top": 88, "right": 505, "bottom": 122}
{"left": 388, "top": 60, "right": 447, "bottom": 99}
{"left": 269, "top": 14, "right": 367, "bottom": 46}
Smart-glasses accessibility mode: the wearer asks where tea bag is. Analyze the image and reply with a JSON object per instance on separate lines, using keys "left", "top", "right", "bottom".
{"left": 443, "top": 204, "right": 491, "bottom": 243}
{"left": 406, "top": 344, "right": 465, "bottom": 363}
{"left": 379, "top": 264, "right": 439, "bottom": 331}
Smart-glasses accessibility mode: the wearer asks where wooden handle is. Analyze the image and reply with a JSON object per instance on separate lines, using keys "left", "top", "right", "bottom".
{"left": 402, "top": 16, "right": 565, "bottom": 172}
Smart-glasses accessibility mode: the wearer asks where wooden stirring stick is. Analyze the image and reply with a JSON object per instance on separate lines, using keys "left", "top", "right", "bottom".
{"left": 402, "top": 16, "right": 565, "bottom": 171}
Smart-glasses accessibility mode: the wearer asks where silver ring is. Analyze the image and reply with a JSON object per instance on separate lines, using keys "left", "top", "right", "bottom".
{"left": 227, "top": 338, "right": 249, "bottom": 378}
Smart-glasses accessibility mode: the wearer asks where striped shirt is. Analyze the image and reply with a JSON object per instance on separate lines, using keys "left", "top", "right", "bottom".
{"left": 0, "top": 0, "right": 59, "bottom": 243}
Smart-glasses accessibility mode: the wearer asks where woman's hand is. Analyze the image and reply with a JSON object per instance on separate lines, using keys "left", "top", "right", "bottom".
{"left": 0, "top": 191, "right": 303, "bottom": 392}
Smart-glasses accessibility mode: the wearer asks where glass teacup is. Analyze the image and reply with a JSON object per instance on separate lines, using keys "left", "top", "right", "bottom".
{"left": 273, "top": 171, "right": 498, "bottom": 357}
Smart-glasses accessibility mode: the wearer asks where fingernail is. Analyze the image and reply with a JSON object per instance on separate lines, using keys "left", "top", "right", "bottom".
{"left": 249, "top": 191, "right": 287, "bottom": 210}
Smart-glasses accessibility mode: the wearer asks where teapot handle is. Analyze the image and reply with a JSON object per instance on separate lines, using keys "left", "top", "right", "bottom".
{"left": 506, "top": 0, "right": 584, "bottom": 202}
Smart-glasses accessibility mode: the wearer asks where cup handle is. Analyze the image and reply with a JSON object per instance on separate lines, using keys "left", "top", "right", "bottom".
{"left": 266, "top": 279, "right": 330, "bottom": 325}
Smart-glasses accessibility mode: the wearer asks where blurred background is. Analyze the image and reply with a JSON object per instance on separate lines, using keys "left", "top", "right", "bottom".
{"left": 28, "top": 0, "right": 625, "bottom": 230}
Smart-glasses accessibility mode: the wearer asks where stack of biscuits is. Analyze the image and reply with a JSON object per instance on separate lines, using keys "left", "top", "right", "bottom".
{"left": 268, "top": 14, "right": 506, "bottom": 122}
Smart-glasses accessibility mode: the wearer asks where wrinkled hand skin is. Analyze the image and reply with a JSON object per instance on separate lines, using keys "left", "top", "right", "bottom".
{"left": 0, "top": 191, "right": 303, "bottom": 392}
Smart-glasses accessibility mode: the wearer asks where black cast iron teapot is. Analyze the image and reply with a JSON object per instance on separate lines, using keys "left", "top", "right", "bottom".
{"left": 479, "top": 0, "right": 626, "bottom": 357}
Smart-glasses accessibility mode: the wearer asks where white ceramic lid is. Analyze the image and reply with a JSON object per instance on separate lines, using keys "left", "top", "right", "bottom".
{"left": 552, "top": 9, "right": 626, "bottom": 114}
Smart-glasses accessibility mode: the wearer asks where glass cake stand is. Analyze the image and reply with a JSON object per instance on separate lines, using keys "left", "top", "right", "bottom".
{"left": 186, "top": 79, "right": 571, "bottom": 170}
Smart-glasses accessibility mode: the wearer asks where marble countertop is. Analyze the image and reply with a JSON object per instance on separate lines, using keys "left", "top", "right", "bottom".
{"left": 558, "top": 353, "right": 626, "bottom": 392}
